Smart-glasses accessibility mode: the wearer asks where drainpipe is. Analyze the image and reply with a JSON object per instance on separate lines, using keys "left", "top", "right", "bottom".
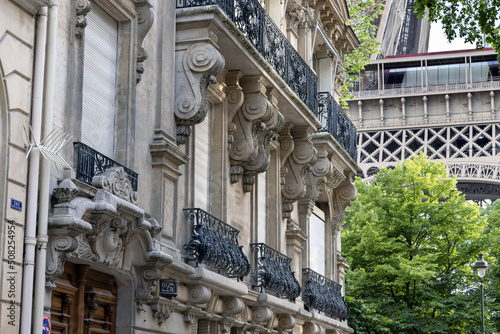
{"left": 20, "top": 6, "right": 47, "bottom": 333}
{"left": 33, "top": 1, "right": 58, "bottom": 333}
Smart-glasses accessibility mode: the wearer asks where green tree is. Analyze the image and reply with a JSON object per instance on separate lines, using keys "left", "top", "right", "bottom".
{"left": 414, "top": 0, "right": 500, "bottom": 59}
{"left": 341, "top": 0, "right": 384, "bottom": 109}
{"left": 342, "top": 153, "right": 486, "bottom": 333}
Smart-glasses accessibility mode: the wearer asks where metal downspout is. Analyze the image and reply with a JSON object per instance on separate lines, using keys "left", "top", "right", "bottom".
{"left": 33, "top": 1, "right": 58, "bottom": 333}
{"left": 20, "top": 6, "right": 47, "bottom": 333}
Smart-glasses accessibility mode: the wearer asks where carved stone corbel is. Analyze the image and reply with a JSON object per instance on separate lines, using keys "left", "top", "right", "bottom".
{"left": 175, "top": 42, "right": 225, "bottom": 144}
{"left": 75, "top": 0, "right": 92, "bottom": 38}
{"left": 252, "top": 306, "right": 273, "bottom": 323}
{"left": 150, "top": 302, "right": 173, "bottom": 327}
{"left": 47, "top": 235, "right": 79, "bottom": 279}
{"left": 281, "top": 126, "right": 318, "bottom": 218}
{"left": 304, "top": 322, "right": 323, "bottom": 334}
{"left": 303, "top": 145, "right": 333, "bottom": 202}
{"left": 330, "top": 180, "right": 357, "bottom": 234}
{"left": 188, "top": 284, "right": 212, "bottom": 305}
{"left": 222, "top": 296, "right": 245, "bottom": 315}
{"left": 277, "top": 314, "right": 296, "bottom": 331}
{"left": 135, "top": 265, "right": 162, "bottom": 307}
{"left": 229, "top": 77, "right": 284, "bottom": 192}
{"left": 226, "top": 71, "right": 245, "bottom": 152}
{"left": 136, "top": 0, "right": 154, "bottom": 84}
{"left": 220, "top": 322, "right": 232, "bottom": 333}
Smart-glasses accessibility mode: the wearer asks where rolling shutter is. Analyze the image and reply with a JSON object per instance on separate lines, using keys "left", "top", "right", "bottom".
{"left": 81, "top": 3, "right": 118, "bottom": 157}
{"left": 194, "top": 108, "right": 211, "bottom": 210}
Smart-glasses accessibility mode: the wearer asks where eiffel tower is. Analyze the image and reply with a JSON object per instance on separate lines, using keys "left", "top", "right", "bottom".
{"left": 347, "top": 48, "right": 500, "bottom": 204}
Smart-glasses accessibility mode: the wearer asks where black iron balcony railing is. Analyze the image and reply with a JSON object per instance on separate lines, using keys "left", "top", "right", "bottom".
{"left": 250, "top": 243, "right": 301, "bottom": 301}
{"left": 183, "top": 208, "right": 250, "bottom": 280}
{"left": 302, "top": 268, "right": 350, "bottom": 320}
{"left": 317, "top": 92, "right": 357, "bottom": 160}
{"left": 74, "top": 142, "right": 138, "bottom": 191}
{"left": 176, "top": 0, "right": 318, "bottom": 113}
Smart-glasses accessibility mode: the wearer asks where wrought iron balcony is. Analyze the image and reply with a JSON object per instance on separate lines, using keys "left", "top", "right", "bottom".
{"left": 183, "top": 208, "right": 250, "bottom": 280}
{"left": 302, "top": 268, "right": 350, "bottom": 320}
{"left": 317, "top": 92, "right": 357, "bottom": 160}
{"left": 250, "top": 243, "right": 301, "bottom": 301}
{"left": 176, "top": 0, "right": 318, "bottom": 113}
{"left": 74, "top": 142, "right": 138, "bottom": 191}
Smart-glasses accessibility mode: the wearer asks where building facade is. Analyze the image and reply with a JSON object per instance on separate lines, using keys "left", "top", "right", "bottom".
{"left": 1, "top": 0, "right": 359, "bottom": 333}
{"left": 347, "top": 49, "right": 500, "bottom": 204}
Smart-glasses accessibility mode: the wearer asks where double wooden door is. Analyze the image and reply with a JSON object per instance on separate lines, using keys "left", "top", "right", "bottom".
{"left": 50, "top": 262, "right": 118, "bottom": 334}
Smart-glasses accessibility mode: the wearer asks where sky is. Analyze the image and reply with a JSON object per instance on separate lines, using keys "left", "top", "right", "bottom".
{"left": 427, "top": 22, "right": 475, "bottom": 52}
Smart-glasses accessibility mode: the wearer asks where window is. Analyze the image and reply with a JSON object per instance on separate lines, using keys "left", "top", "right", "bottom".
{"left": 257, "top": 171, "right": 267, "bottom": 243}
{"left": 309, "top": 205, "right": 326, "bottom": 276}
{"left": 193, "top": 107, "right": 211, "bottom": 210}
{"left": 81, "top": 2, "right": 118, "bottom": 157}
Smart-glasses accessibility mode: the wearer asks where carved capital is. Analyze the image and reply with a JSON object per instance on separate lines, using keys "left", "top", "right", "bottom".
{"left": 286, "top": 0, "right": 314, "bottom": 32}
{"left": 282, "top": 127, "right": 318, "bottom": 217}
{"left": 175, "top": 42, "right": 225, "bottom": 144}
{"left": 136, "top": 0, "right": 154, "bottom": 83}
{"left": 92, "top": 167, "right": 138, "bottom": 203}
{"left": 229, "top": 77, "right": 284, "bottom": 191}
{"left": 75, "top": 0, "right": 92, "bottom": 37}
{"left": 53, "top": 179, "right": 79, "bottom": 204}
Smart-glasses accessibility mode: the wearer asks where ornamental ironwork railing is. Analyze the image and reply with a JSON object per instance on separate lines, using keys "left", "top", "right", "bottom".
{"left": 317, "top": 92, "right": 357, "bottom": 160}
{"left": 302, "top": 268, "right": 350, "bottom": 320}
{"left": 74, "top": 142, "right": 138, "bottom": 191}
{"left": 183, "top": 208, "right": 250, "bottom": 280}
{"left": 176, "top": 0, "right": 318, "bottom": 113}
{"left": 250, "top": 243, "right": 301, "bottom": 301}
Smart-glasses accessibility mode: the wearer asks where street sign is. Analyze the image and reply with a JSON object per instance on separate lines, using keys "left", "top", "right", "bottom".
{"left": 42, "top": 314, "right": 51, "bottom": 334}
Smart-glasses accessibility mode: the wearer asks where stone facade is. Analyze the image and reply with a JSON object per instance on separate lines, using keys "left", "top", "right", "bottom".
{"left": 0, "top": 0, "right": 359, "bottom": 333}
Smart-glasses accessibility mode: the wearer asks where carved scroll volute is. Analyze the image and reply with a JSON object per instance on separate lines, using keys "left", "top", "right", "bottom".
{"left": 226, "top": 71, "right": 245, "bottom": 151}
{"left": 136, "top": 0, "right": 154, "bottom": 84}
{"left": 75, "top": 0, "right": 92, "bottom": 38}
{"left": 281, "top": 126, "right": 318, "bottom": 218}
{"left": 242, "top": 88, "right": 285, "bottom": 192}
{"left": 175, "top": 42, "right": 225, "bottom": 144}
{"left": 302, "top": 145, "right": 332, "bottom": 202}
{"left": 228, "top": 76, "right": 283, "bottom": 191}
{"left": 330, "top": 179, "right": 357, "bottom": 233}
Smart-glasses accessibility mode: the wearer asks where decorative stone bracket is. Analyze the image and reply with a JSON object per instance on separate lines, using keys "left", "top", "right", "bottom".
{"left": 329, "top": 180, "right": 357, "bottom": 235}
{"left": 136, "top": 0, "right": 154, "bottom": 84}
{"left": 75, "top": 0, "right": 92, "bottom": 38}
{"left": 228, "top": 76, "right": 284, "bottom": 192}
{"left": 281, "top": 126, "right": 318, "bottom": 218}
{"left": 175, "top": 42, "right": 225, "bottom": 144}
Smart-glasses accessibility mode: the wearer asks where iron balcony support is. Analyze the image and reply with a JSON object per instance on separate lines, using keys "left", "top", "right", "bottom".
{"left": 74, "top": 142, "right": 139, "bottom": 191}
{"left": 183, "top": 208, "right": 250, "bottom": 280}
{"left": 250, "top": 243, "right": 301, "bottom": 301}
{"left": 302, "top": 268, "right": 350, "bottom": 320}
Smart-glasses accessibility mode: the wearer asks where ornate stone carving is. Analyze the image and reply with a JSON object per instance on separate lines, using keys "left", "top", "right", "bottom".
{"left": 92, "top": 167, "right": 139, "bottom": 204}
{"left": 175, "top": 42, "right": 225, "bottom": 144}
{"left": 302, "top": 146, "right": 333, "bottom": 202}
{"left": 229, "top": 77, "right": 284, "bottom": 192}
{"left": 75, "top": 0, "right": 92, "bottom": 38}
{"left": 282, "top": 127, "right": 318, "bottom": 218}
{"left": 150, "top": 302, "right": 173, "bottom": 327}
{"left": 252, "top": 306, "right": 273, "bottom": 323}
{"left": 47, "top": 235, "right": 79, "bottom": 278}
{"left": 226, "top": 71, "right": 245, "bottom": 151}
{"left": 330, "top": 180, "right": 357, "bottom": 234}
{"left": 136, "top": 0, "right": 154, "bottom": 84}
{"left": 286, "top": 0, "right": 314, "bottom": 32}
{"left": 220, "top": 322, "right": 232, "bottom": 333}
{"left": 135, "top": 266, "right": 162, "bottom": 306}
{"left": 304, "top": 322, "right": 323, "bottom": 334}
{"left": 53, "top": 178, "right": 79, "bottom": 204}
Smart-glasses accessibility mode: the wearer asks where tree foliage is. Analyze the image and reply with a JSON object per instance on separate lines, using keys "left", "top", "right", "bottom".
{"left": 415, "top": 0, "right": 500, "bottom": 59}
{"left": 341, "top": 0, "right": 384, "bottom": 109}
{"left": 342, "top": 153, "right": 488, "bottom": 333}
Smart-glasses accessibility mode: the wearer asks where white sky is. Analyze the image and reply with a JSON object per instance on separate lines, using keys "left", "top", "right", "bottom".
{"left": 427, "top": 22, "right": 475, "bottom": 52}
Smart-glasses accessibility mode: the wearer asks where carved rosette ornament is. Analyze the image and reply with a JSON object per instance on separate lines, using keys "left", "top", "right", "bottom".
{"left": 136, "top": 0, "right": 154, "bottom": 84}
{"left": 75, "top": 0, "right": 92, "bottom": 38}
{"left": 229, "top": 78, "right": 284, "bottom": 192}
{"left": 281, "top": 127, "right": 318, "bottom": 218}
{"left": 175, "top": 42, "right": 225, "bottom": 144}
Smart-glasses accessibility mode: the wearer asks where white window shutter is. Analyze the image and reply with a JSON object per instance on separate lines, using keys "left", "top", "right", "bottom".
{"left": 194, "top": 110, "right": 211, "bottom": 210}
{"left": 81, "top": 3, "right": 118, "bottom": 157}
